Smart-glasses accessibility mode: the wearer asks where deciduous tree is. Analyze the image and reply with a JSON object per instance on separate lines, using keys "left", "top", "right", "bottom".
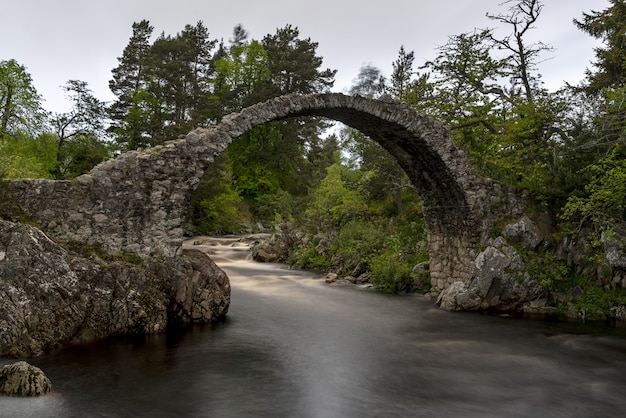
{"left": 50, "top": 80, "right": 110, "bottom": 178}
{"left": 0, "top": 59, "right": 46, "bottom": 138}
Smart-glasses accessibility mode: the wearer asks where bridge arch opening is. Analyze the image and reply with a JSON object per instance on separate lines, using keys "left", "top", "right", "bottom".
{"left": 181, "top": 93, "right": 486, "bottom": 290}
{"left": 9, "top": 93, "right": 491, "bottom": 293}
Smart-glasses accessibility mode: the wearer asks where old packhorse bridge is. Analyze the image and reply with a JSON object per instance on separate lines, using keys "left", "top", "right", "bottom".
{"left": 7, "top": 93, "right": 519, "bottom": 293}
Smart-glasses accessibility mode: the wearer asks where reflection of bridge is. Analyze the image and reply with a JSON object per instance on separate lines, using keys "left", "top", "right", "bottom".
{"left": 8, "top": 93, "right": 518, "bottom": 292}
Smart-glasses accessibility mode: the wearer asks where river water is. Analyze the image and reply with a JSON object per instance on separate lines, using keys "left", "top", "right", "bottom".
{"left": 3, "top": 236, "right": 626, "bottom": 417}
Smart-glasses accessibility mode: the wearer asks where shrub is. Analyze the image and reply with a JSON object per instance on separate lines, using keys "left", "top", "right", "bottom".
{"left": 369, "top": 254, "right": 415, "bottom": 293}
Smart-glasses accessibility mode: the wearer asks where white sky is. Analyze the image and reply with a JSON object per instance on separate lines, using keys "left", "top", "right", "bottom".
{"left": 1, "top": 0, "right": 610, "bottom": 114}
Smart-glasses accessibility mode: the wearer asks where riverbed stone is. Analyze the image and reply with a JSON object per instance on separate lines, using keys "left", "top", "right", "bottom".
{"left": 0, "top": 361, "right": 51, "bottom": 396}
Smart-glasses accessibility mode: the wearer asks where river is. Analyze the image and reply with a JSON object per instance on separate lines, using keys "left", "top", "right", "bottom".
{"left": 2, "top": 236, "right": 626, "bottom": 417}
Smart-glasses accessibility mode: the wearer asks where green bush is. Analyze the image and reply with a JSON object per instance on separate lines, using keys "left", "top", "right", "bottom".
{"left": 369, "top": 254, "right": 415, "bottom": 293}
{"left": 288, "top": 242, "right": 330, "bottom": 271}
{"left": 330, "top": 219, "right": 386, "bottom": 276}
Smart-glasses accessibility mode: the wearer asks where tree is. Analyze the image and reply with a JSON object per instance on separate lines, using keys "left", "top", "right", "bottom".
{"left": 214, "top": 39, "right": 271, "bottom": 112}
{"left": 262, "top": 25, "right": 336, "bottom": 96}
{"left": 145, "top": 21, "right": 218, "bottom": 143}
{"left": 50, "top": 80, "right": 109, "bottom": 178}
{"left": 417, "top": 0, "right": 569, "bottom": 194}
{"left": 388, "top": 46, "right": 415, "bottom": 101}
{"left": 304, "top": 161, "right": 368, "bottom": 228}
{"left": 0, "top": 132, "right": 57, "bottom": 179}
{"left": 188, "top": 25, "right": 338, "bottom": 230}
{"left": 348, "top": 64, "right": 385, "bottom": 98}
{"left": 229, "top": 24, "right": 249, "bottom": 47}
{"left": 109, "top": 20, "right": 154, "bottom": 148}
{"left": 573, "top": 2, "right": 626, "bottom": 152}
{"left": 486, "top": 0, "right": 551, "bottom": 104}
{"left": 561, "top": 143, "right": 626, "bottom": 251}
{"left": 574, "top": 0, "right": 626, "bottom": 93}
{"left": 0, "top": 59, "right": 46, "bottom": 138}
{"left": 226, "top": 25, "right": 338, "bottom": 207}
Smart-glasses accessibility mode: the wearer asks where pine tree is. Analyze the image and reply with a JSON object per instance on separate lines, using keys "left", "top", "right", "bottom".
{"left": 109, "top": 20, "right": 153, "bottom": 148}
{"left": 146, "top": 21, "right": 218, "bottom": 143}
{"left": 388, "top": 46, "right": 415, "bottom": 101}
{"left": 575, "top": 0, "right": 626, "bottom": 92}
{"left": 262, "top": 25, "right": 336, "bottom": 96}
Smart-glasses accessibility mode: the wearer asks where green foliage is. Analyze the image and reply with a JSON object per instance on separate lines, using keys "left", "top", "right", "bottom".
{"left": 214, "top": 40, "right": 270, "bottom": 111}
{"left": 523, "top": 249, "right": 626, "bottom": 319}
{"left": 253, "top": 189, "right": 295, "bottom": 225}
{"left": 574, "top": 284, "right": 626, "bottom": 319}
{"left": 574, "top": 0, "right": 626, "bottom": 93}
{"left": 561, "top": 144, "right": 626, "bottom": 257}
{"left": 197, "top": 187, "right": 245, "bottom": 234}
{"left": 0, "top": 132, "right": 56, "bottom": 178}
{"left": 304, "top": 162, "right": 369, "bottom": 228}
{"left": 369, "top": 217, "right": 429, "bottom": 293}
{"left": 288, "top": 240, "right": 330, "bottom": 271}
{"left": 0, "top": 59, "right": 47, "bottom": 137}
{"left": 369, "top": 255, "right": 415, "bottom": 293}
{"left": 526, "top": 254, "right": 573, "bottom": 290}
{"left": 109, "top": 20, "right": 220, "bottom": 148}
{"left": 186, "top": 155, "right": 248, "bottom": 234}
{"left": 261, "top": 24, "right": 336, "bottom": 95}
{"left": 330, "top": 219, "right": 386, "bottom": 276}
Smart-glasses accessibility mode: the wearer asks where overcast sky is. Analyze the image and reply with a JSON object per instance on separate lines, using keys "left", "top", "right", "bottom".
{"left": 2, "top": 0, "right": 609, "bottom": 114}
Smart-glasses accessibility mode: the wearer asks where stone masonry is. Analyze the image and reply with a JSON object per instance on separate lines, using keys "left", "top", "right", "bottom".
{"left": 5, "top": 93, "right": 519, "bottom": 293}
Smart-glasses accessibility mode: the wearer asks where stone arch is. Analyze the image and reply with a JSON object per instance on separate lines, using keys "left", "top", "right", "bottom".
{"left": 8, "top": 93, "right": 507, "bottom": 292}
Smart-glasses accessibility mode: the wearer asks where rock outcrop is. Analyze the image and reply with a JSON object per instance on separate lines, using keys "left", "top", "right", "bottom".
{"left": 437, "top": 237, "right": 543, "bottom": 311}
{"left": 0, "top": 220, "right": 230, "bottom": 358}
{"left": 0, "top": 361, "right": 51, "bottom": 396}
{"left": 251, "top": 224, "right": 294, "bottom": 263}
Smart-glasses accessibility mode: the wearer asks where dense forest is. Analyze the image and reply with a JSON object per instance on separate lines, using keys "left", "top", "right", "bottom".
{"left": 2, "top": 1, "right": 626, "bottom": 311}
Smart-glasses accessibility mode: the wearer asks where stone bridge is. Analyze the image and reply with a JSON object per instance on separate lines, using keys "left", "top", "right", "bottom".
{"left": 7, "top": 93, "right": 519, "bottom": 293}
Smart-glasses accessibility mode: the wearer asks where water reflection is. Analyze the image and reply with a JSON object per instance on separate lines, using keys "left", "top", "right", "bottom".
{"left": 2, "top": 236, "right": 626, "bottom": 417}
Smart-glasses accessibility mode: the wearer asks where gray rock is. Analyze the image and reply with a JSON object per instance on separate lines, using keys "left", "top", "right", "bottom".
{"left": 0, "top": 361, "right": 51, "bottom": 396}
{"left": 251, "top": 229, "right": 294, "bottom": 263}
{"left": 0, "top": 220, "right": 230, "bottom": 357}
{"left": 324, "top": 272, "right": 338, "bottom": 283}
{"left": 502, "top": 215, "right": 546, "bottom": 251}
{"left": 603, "top": 226, "right": 626, "bottom": 269}
{"left": 168, "top": 249, "right": 230, "bottom": 325}
{"left": 437, "top": 244, "right": 543, "bottom": 311}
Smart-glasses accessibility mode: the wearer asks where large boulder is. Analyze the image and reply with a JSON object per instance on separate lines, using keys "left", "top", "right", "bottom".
{"left": 437, "top": 237, "right": 543, "bottom": 311}
{"left": 0, "top": 220, "right": 230, "bottom": 357}
{"left": 0, "top": 361, "right": 51, "bottom": 396}
{"left": 252, "top": 224, "right": 294, "bottom": 263}
{"left": 168, "top": 248, "right": 230, "bottom": 325}
{"left": 502, "top": 214, "right": 552, "bottom": 251}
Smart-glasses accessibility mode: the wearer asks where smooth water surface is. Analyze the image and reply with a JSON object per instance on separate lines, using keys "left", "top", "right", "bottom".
{"left": 2, "top": 236, "right": 626, "bottom": 417}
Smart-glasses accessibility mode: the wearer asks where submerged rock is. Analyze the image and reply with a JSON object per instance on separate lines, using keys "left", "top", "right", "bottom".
{"left": 0, "top": 361, "right": 51, "bottom": 397}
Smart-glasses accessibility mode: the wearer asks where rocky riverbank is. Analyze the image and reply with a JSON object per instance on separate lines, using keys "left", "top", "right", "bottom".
{"left": 0, "top": 220, "right": 230, "bottom": 358}
{"left": 249, "top": 220, "right": 626, "bottom": 322}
